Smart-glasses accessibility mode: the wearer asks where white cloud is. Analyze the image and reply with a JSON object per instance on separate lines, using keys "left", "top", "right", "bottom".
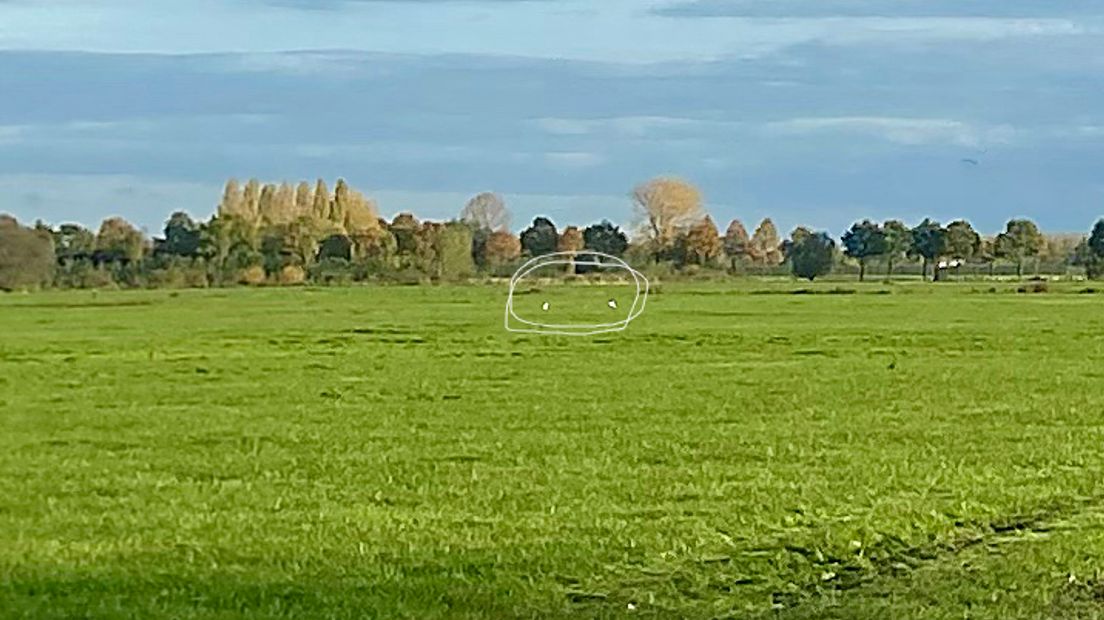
{"left": 534, "top": 118, "right": 593, "bottom": 136}
{"left": 0, "top": 124, "right": 28, "bottom": 144}
{"left": 656, "top": 0, "right": 1104, "bottom": 19}
{"left": 534, "top": 116, "right": 737, "bottom": 138}
{"left": 223, "top": 51, "right": 393, "bottom": 76}
{"left": 0, "top": 0, "right": 1091, "bottom": 62}
{"left": 608, "top": 116, "right": 708, "bottom": 136}
{"left": 818, "top": 16, "right": 1089, "bottom": 43}
{"left": 544, "top": 151, "right": 604, "bottom": 167}
{"left": 0, "top": 116, "right": 276, "bottom": 144}
{"left": 292, "top": 142, "right": 495, "bottom": 164}
{"left": 764, "top": 116, "right": 1016, "bottom": 147}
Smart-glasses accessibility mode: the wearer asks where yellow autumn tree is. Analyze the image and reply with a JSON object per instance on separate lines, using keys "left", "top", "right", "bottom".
{"left": 749, "top": 218, "right": 784, "bottom": 265}
{"left": 631, "top": 176, "right": 704, "bottom": 262}
{"left": 685, "top": 215, "right": 723, "bottom": 266}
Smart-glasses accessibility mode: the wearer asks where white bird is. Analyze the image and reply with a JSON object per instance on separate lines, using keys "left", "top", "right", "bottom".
{"left": 542, "top": 301, "right": 550, "bottom": 311}
{"left": 608, "top": 299, "right": 618, "bottom": 309}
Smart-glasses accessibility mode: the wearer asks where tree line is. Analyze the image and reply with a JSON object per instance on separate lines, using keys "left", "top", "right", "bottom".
{"left": 1, "top": 175, "right": 1102, "bottom": 290}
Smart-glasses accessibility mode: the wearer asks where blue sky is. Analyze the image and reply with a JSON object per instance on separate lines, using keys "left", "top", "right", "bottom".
{"left": 0, "top": 0, "right": 1102, "bottom": 236}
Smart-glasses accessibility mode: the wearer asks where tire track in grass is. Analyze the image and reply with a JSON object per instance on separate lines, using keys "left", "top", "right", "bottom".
{"left": 764, "top": 495, "right": 1104, "bottom": 618}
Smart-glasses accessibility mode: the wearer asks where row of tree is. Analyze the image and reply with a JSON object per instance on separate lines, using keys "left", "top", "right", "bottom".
{"left": 622, "top": 177, "right": 1091, "bottom": 281}
{"left": 1, "top": 175, "right": 1102, "bottom": 290}
{"left": 838, "top": 218, "right": 1046, "bottom": 281}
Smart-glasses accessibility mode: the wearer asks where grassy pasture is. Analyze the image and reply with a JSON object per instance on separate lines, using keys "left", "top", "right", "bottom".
{"left": 2, "top": 281, "right": 1104, "bottom": 618}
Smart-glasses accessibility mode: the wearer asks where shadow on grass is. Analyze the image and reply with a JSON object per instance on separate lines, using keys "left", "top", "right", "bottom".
{"left": 0, "top": 551, "right": 589, "bottom": 620}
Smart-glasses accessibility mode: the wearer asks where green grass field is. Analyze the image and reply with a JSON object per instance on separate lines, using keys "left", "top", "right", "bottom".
{"left": 3, "top": 281, "right": 1104, "bottom": 618}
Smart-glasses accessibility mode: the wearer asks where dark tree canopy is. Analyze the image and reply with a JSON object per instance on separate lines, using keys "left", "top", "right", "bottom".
{"left": 944, "top": 220, "right": 981, "bottom": 260}
{"left": 841, "top": 220, "right": 887, "bottom": 281}
{"left": 583, "top": 220, "right": 630, "bottom": 257}
{"left": 784, "top": 227, "right": 836, "bottom": 281}
{"left": 995, "top": 218, "right": 1044, "bottom": 277}
{"left": 1090, "top": 220, "right": 1104, "bottom": 257}
{"left": 1073, "top": 220, "right": 1104, "bottom": 279}
{"left": 54, "top": 224, "right": 96, "bottom": 263}
{"left": 881, "top": 219, "right": 911, "bottom": 277}
{"left": 909, "top": 218, "right": 945, "bottom": 280}
{"left": 519, "top": 217, "right": 559, "bottom": 257}
{"left": 162, "top": 212, "right": 202, "bottom": 258}
{"left": 318, "top": 234, "right": 353, "bottom": 262}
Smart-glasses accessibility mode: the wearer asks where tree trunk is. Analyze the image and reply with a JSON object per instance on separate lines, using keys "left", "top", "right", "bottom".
{"left": 886, "top": 257, "right": 894, "bottom": 280}
{"left": 922, "top": 257, "right": 929, "bottom": 281}
{"left": 1016, "top": 261, "right": 1023, "bottom": 279}
{"left": 859, "top": 258, "right": 866, "bottom": 282}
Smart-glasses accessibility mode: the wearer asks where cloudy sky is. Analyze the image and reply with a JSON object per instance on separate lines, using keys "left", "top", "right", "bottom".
{"left": 1, "top": 0, "right": 1102, "bottom": 236}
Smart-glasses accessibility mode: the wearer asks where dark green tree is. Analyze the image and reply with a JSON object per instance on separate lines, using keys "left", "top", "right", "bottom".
{"left": 318, "top": 234, "right": 353, "bottom": 262}
{"left": 469, "top": 226, "right": 490, "bottom": 271}
{"left": 53, "top": 223, "right": 96, "bottom": 265}
{"left": 1089, "top": 219, "right": 1104, "bottom": 257}
{"left": 1072, "top": 220, "right": 1104, "bottom": 279}
{"left": 200, "top": 216, "right": 234, "bottom": 283}
{"left": 783, "top": 227, "right": 835, "bottom": 281}
{"left": 882, "top": 220, "right": 911, "bottom": 279}
{"left": 841, "top": 220, "right": 887, "bottom": 281}
{"left": 519, "top": 217, "right": 559, "bottom": 257}
{"left": 995, "top": 218, "right": 1044, "bottom": 278}
{"left": 944, "top": 220, "right": 981, "bottom": 261}
{"left": 909, "top": 219, "right": 945, "bottom": 281}
{"left": 162, "top": 212, "right": 202, "bottom": 257}
{"left": 260, "top": 226, "right": 293, "bottom": 275}
{"left": 583, "top": 220, "right": 629, "bottom": 257}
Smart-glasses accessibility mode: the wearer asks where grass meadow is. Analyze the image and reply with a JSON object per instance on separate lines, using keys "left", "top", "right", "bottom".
{"left": 3, "top": 280, "right": 1104, "bottom": 618}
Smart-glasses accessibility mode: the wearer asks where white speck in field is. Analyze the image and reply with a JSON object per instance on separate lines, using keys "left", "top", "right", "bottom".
{"left": 608, "top": 299, "right": 618, "bottom": 309}
{"left": 542, "top": 301, "right": 550, "bottom": 311}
